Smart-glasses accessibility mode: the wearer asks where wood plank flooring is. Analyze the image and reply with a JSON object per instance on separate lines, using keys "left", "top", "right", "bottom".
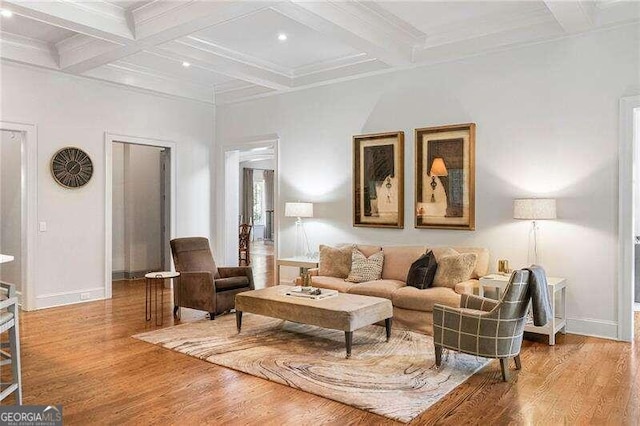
{"left": 2, "top": 275, "right": 639, "bottom": 425}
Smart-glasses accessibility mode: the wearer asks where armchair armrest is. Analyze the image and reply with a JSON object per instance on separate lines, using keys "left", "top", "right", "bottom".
{"left": 454, "top": 279, "right": 479, "bottom": 295}
{"left": 0, "top": 296, "right": 18, "bottom": 311}
{"left": 217, "top": 266, "right": 254, "bottom": 290}
{"left": 460, "top": 294, "right": 499, "bottom": 312}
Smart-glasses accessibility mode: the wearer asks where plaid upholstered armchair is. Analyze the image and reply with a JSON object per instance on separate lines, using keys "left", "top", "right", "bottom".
{"left": 433, "top": 269, "right": 531, "bottom": 381}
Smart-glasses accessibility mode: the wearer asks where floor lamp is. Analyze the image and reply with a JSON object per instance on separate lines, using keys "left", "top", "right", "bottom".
{"left": 513, "top": 198, "right": 557, "bottom": 265}
{"left": 285, "top": 202, "right": 314, "bottom": 258}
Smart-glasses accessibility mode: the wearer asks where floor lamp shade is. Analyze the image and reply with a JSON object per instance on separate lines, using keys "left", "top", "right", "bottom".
{"left": 285, "top": 202, "right": 313, "bottom": 218}
{"left": 513, "top": 199, "right": 557, "bottom": 220}
{"left": 513, "top": 198, "right": 556, "bottom": 265}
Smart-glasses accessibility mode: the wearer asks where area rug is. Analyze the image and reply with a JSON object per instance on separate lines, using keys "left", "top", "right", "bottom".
{"left": 133, "top": 313, "right": 489, "bottom": 423}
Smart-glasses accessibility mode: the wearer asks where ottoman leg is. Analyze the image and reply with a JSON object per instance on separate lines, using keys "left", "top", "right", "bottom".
{"left": 345, "top": 331, "right": 353, "bottom": 359}
{"left": 385, "top": 318, "right": 392, "bottom": 341}
{"left": 236, "top": 310, "right": 243, "bottom": 333}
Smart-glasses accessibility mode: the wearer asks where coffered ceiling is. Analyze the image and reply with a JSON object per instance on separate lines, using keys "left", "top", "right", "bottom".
{"left": 0, "top": 0, "right": 637, "bottom": 104}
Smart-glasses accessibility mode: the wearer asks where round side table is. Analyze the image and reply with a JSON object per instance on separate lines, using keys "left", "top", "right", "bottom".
{"left": 145, "top": 271, "right": 180, "bottom": 326}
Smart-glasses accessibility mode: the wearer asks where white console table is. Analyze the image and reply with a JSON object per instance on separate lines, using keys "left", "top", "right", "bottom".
{"left": 276, "top": 257, "right": 319, "bottom": 285}
{"left": 479, "top": 273, "right": 567, "bottom": 345}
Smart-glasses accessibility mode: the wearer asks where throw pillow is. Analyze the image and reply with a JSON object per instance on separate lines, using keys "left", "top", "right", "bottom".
{"left": 346, "top": 248, "right": 384, "bottom": 283}
{"left": 432, "top": 253, "right": 478, "bottom": 289}
{"left": 318, "top": 244, "right": 354, "bottom": 278}
{"left": 405, "top": 250, "right": 438, "bottom": 289}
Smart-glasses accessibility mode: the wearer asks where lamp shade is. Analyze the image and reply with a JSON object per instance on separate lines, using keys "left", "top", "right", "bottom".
{"left": 513, "top": 198, "right": 557, "bottom": 220}
{"left": 430, "top": 157, "right": 448, "bottom": 176}
{"left": 285, "top": 202, "right": 313, "bottom": 218}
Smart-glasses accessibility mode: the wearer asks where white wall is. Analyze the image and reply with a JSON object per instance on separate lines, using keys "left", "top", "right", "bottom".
{"left": 635, "top": 109, "right": 640, "bottom": 236}
{"left": 112, "top": 142, "right": 163, "bottom": 276}
{"left": 0, "top": 129, "right": 22, "bottom": 291}
{"left": 215, "top": 26, "right": 640, "bottom": 339}
{"left": 0, "top": 62, "right": 214, "bottom": 309}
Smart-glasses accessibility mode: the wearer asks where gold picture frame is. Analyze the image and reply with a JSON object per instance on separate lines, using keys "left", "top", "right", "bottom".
{"left": 414, "top": 123, "right": 475, "bottom": 230}
{"left": 353, "top": 131, "right": 404, "bottom": 228}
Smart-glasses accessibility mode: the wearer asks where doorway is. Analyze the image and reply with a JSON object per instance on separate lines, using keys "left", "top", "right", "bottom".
{"left": 0, "top": 130, "right": 23, "bottom": 299}
{"left": 619, "top": 97, "right": 640, "bottom": 341}
{"left": 221, "top": 138, "right": 278, "bottom": 289}
{"left": 111, "top": 142, "right": 169, "bottom": 281}
{"left": 105, "top": 134, "right": 176, "bottom": 298}
{"left": 0, "top": 122, "right": 36, "bottom": 310}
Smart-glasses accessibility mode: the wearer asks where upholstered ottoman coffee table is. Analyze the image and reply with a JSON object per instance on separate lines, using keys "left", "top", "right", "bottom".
{"left": 235, "top": 286, "right": 393, "bottom": 358}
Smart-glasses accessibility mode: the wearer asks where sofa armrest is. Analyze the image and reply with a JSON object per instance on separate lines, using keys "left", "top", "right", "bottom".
{"left": 460, "top": 294, "right": 499, "bottom": 312}
{"left": 454, "top": 279, "right": 479, "bottom": 295}
{"left": 217, "top": 266, "right": 254, "bottom": 290}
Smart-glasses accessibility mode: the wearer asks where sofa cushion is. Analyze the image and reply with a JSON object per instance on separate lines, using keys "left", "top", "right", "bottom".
{"left": 392, "top": 286, "right": 461, "bottom": 312}
{"left": 406, "top": 250, "right": 438, "bottom": 289}
{"left": 347, "top": 279, "right": 405, "bottom": 300}
{"left": 430, "top": 246, "right": 459, "bottom": 261}
{"left": 432, "top": 253, "right": 478, "bottom": 289}
{"left": 318, "top": 244, "right": 353, "bottom": 278}
{"left": 346, "top": 248, "right": 384, "bottom": 283}
{"left": 356, "top": 244, "right": 382, "bottom": 257}
{"left": 310, "top": 276, "right": 355, "bottom": 293}
{"left": 381, "top": 245, "right": 428, "bottom": 281}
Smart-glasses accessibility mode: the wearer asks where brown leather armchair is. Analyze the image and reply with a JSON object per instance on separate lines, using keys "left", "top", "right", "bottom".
{"left": 170, "top": 237, "right": 254, "bottom": 319}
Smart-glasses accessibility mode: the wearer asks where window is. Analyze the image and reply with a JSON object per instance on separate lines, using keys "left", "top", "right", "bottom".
{"left": 253, "top": 180, "right": 265, "bottom": 225}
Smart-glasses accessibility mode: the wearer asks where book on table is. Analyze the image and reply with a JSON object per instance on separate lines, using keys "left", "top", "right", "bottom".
{"left": 285, "top": 287, "right": 338, "bottom": 300}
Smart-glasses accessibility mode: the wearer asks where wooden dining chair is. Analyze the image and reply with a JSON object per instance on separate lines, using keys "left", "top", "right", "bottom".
{"left": 239, "top": 223, "right": 252, "bottom": 266}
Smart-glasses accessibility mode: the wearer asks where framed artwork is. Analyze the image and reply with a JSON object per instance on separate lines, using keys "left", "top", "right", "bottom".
{"left": 415, "top": 123, "right": 475, "bottom": 230}
{"left": 353, "top": 131, "right": 404, "bottom": 228}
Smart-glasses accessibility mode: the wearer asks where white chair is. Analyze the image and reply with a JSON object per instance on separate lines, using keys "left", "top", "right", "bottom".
{"left": 0, "top": 281, "right": 22, "bottom": 404}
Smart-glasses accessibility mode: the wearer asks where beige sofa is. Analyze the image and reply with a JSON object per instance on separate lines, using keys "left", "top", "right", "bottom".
{"left": 304, "top": 245, "right": 489, "bottom": 335}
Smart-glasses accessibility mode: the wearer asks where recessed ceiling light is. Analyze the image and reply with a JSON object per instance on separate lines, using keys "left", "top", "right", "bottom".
{"left": 277, "top": 33, "right": 287, "bottom": 41}
{"left": 251, "top": 146, "right": 270, "bottom": 152}
{"left": 0, "top": 9, "right": 13, "bottom": 18}
{"left": 182, "top": 61, "right": 191, "bottom": 68}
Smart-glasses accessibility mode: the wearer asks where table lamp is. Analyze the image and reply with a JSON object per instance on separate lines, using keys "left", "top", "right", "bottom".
{"left": 285, "top": 202, "right": 314, "bottom": 257}
{"left": 513, "top": 198, "right": 557, "bottom": 264}
{"left": 429, "top": 158, "right": 448, "bottom": 202}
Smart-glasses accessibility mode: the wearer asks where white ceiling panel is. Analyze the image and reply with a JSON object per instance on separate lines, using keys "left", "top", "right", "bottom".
{"left": 0, "top": 0, "right": 636, "bottom": 104}
{"left": 191, "top": 7, "right": 359, "bottom": 70}
{"left": 374, "top": 1, "right": 546, "bottom": 35}
{"left": 0, "top": 13, "right": 76, "bottom": 43}
{"left": 120, "top": 51, "right": 236, "bottom": 86}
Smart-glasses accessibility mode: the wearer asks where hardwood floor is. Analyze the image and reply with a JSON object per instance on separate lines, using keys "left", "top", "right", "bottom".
{"left": 3, "top": 280, "right": 639, "bottom": 425}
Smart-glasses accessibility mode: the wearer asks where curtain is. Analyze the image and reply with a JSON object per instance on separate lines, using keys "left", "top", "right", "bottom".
{"left": 263, "top": 169, "right": 275, "bottom": 240}
{"left": 242, "top": 168, "right": 253, "bottom": 225}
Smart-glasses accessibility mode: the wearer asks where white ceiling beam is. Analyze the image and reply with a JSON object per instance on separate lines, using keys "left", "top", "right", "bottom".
{"left": 544, "top": 1, "right": 595, "bottom": 33}
{"left": 1, "top": 0, "right": 133, "bottom": 43}
{"left": 0, "top": 33, "right": 59, "bottom": 69}
{"left": 273, "top": 2, "right": 414, "bottom": 67}
{"left": 151, "top": 42, "right": 291, "bottom": 90}
{"left": 83, "top": 62, "right": 215, "bottom": 104}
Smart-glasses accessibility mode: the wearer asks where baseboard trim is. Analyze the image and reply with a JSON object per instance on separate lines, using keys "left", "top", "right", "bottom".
{"left": 112, "top": 269, "right": 161, "bottom": 280}
{"left": 566, "top": 317, "right": 618, "bottom": 341}
{"left": 35, "top": 287, "right": 105, "bottom": 310}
